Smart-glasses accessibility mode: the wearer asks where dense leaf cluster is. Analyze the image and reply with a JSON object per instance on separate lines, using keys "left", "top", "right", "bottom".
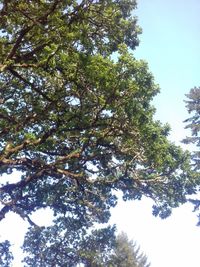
{"left": 23, "top": 228, "right": 150, "bottom": 267}
{"left": 0, "top": 240, "right": 13, "bottom": 267}
{"left": 0, "top": 0, "right": 196, "bottom": 265}
{"left": 23, "top": 219, "right": 116, "bottom": 266}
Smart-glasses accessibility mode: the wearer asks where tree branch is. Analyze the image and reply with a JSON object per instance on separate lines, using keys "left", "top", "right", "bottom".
{"left": 5, "top": 26, "right": 34, "bottom": 61}
{"left": 8, "top": 68, "right": 53, "bottom": 102}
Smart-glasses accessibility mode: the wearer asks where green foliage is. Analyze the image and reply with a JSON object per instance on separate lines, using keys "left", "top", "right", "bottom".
{"left": 22, "top": 227, "right": 150, "bottom": 267}
{"left": 0, "top": 0, "right": 195, "bottom": 264}
{"left": 23, "top": 217, "right": 116, "bottom": 267}
{"left": 108, "top": 232, "right": 150, "bottom": 267}
{"left": 0, "top": 240, "right": 13, "bottom": 267}
{"left": 184, "top": 87, "right": 200, "bottom": 170}
{"left": 183, "top": 87, "right": 200, "bottom": 224}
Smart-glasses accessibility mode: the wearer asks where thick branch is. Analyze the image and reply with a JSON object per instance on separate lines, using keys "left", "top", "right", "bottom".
{"left": 0, "top": 206, "right": 10, "bottom": 221}
{"left": 0, "top": 126, "right": 58, "bottom": 160}
{"left": 16, "top": 42, "right": 50, "bottom": 62}
{"left": 8, "top": 68, "right": 53, "bottom": 102}
{"left": 5, "top": 26, "right": 34, "bottom": 61}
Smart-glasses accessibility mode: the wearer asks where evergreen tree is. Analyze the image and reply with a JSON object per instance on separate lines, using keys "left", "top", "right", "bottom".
{"left": 108, "top": 232, "right": 150, "bottom": 267}
{"left": 184, "top": 87, "right": 200, "bottom": 225}
{"left": 184, "top": 87, "right": 200, "bottom": 170}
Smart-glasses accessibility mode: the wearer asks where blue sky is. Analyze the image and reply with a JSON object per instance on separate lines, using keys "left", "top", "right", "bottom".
{"left": 135, "top": 0, "right": 200, "bottom": 143}
{"left": 111, "top": 1, "right": 200, "bottom": 267}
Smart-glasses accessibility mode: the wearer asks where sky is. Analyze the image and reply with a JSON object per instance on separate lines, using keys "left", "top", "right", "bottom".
{"left": 135, "top": 0, "right": 200, "bottom": 143}
{"left": 111, "top": 1, "right": 200, "bottom": 267}
{"left": 0, "top": 1, "right": 200, "bottom": 266}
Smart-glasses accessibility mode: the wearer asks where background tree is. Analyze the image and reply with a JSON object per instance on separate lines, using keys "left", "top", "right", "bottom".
{"left": 108, "top": 232, "right": 150, "bottom": 267}
{"left": 184, "top": 86, "right": 200, "bottom": 224}
{"left": 184, "top": 87, "right": 200, "bottom": 170}
{"left": 0, "top": 0, "right": 196, "bottom": 264}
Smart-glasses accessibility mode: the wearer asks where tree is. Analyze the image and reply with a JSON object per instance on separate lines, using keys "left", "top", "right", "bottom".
{"left": 0, "top": 0, "right": 195, "bottom": 264}
{"left": 183, "top": 87, "right": 200, "bottom": 224}
{"left": 78, "top": 231, "right": 151, "bottom": 267}
{"left": 184, "top": 87, "right": 200, "bottom": 170}
{"left": 108, "top": 232, "right": 150, "bottom": 267}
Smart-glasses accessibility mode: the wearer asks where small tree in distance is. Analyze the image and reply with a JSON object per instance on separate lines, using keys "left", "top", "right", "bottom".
{"left": 184, "top": 87, "right": 200, "bottom": 225}
{"left": 184, "top": 87, "right": 200, "bottom": 170}
{"left": 108, "top": 232, "right": 150, "bottom": 267}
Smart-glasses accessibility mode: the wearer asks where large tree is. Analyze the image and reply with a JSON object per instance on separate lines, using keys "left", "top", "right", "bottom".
{"left": 0, "top": 0, "right": 195, "bottom": 264}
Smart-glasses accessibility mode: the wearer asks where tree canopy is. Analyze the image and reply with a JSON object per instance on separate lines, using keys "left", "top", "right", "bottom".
{"left": 0, "top": 0, "right": 197, "bottom": 264}
{"left": 22, "top": 222, "right": 116, "bottom": 266}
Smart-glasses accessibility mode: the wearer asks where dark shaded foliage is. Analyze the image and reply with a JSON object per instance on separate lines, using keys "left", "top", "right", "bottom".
{"left": 0, "top": 240, "right": 13, "bottom": 267}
